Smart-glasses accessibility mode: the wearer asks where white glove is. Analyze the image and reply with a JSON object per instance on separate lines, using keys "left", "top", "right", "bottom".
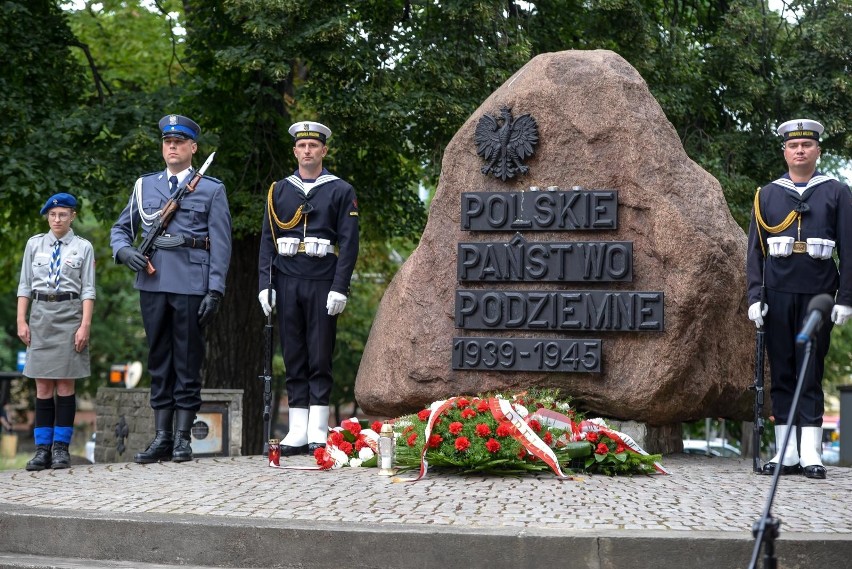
{"left": 258, "top": 289, "right": 276, "bottom": 316}
{"left": 748, "top": 302, "right": 768, "bottom": 328}
{"left": 831, "top": 304, "right": 852, "bottom": 326}
{"left": 327, "top": 291, "right": 347, "bottom": 316}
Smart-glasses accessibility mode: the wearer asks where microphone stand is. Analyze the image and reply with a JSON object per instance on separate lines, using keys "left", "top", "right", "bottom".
{"left": 748, "top": 338, "right": 814, "bottom": 569}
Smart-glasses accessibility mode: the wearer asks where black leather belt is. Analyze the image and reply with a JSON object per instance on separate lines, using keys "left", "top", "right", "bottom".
{"left": 33, "top": 292, "right": 80, "bottom": 302}
{"left": 156, "top": 234, "right": 210, "bottom": 250}
{"left": 181, "top": 236, "right": 210, "bottom": 250}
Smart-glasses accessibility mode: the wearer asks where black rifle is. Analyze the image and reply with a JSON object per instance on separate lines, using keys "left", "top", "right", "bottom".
{"left": 137, "top": 152, "right": 216, "bottom": 275}
{"left": 750, "top": 285, "right": 767, "bottom": 473}
{"left": 260, "top": 262, "right": 275, "bottom": 455}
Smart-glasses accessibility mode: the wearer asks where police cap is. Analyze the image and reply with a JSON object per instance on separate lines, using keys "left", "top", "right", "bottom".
{"left": 159, "top": 114, "right": 201, "bottom": 141}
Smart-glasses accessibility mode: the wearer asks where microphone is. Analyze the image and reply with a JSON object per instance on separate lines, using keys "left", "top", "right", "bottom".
{"left": 795, "top": 294, "right": 835, "bottom": 345}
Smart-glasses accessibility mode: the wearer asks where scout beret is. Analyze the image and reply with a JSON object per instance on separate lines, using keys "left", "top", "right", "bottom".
{"left": 40, "top": 193, "right": 78, "bottom": 215}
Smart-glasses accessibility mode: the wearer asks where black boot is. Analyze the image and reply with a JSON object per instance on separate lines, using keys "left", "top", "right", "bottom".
{"left": 135, "top": 409, "right": 174, "bottom": 464}
{"left": 172, "top": 409, "right": 195, "bottom": 463}
{"left": 25, "top": 445, "right": 52, "bottom": 471}
{"left": 51, "top": 442, "right": 71, "bottom": 469}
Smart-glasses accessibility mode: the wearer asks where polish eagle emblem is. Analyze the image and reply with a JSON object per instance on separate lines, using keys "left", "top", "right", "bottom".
{"left": 474, "top": 106, "right": 539, "bottom": 181}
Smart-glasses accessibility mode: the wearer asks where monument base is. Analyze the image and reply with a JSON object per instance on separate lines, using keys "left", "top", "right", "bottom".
{"left": 605, "top": 420, "right": 682, "bottom": 455}
{"left": 93, "top": 387, "right": 243, "bottom": 463}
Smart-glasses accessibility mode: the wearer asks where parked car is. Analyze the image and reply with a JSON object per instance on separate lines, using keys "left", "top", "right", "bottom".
{"left": 683, "top": 439, "right": 742, "bottom": 458}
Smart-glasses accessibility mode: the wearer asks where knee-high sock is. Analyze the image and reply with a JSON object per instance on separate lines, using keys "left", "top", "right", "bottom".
{"left": 54, "top": 394, "right": 76, "bottom": 444}
{"left": 34, "top": 397, "right": 55, "bottom": 446}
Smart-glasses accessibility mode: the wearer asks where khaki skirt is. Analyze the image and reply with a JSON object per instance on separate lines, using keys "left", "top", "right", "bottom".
{"left": 23, "top": 298, "right": 90, "bottom": 379}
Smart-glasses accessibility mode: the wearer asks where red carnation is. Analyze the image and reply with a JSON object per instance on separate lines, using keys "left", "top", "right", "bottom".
{"left": 455, "top": 437, "right": 471, "bottom": 451}
{"left": 595, "top": 442, "right": 609, "bottom": 455}
{"left": 427, "top": 434, "right": 443, "bottom": 449}
{"left": 476, "top": 400, "right": 489, "bottom": 412}
{"left": 339, "top": 441, "right": 354, "bottom": 455}
{"left": 371, "top": 421, "right": 383, "bottom": 433}
{"left": 543, "top": 432, "right": 553, "bottom": 445}
{"left": 403, "top": 425, "right": 414, "bottom": 434}
{"left": 456, "top": 397, "right": 470, "bottom": 409}
{"left": 586, "top": 432, "right": 598, "bottom": 443}
{"left": 496, "top": 422, "right": 513, "bottom": 437}
{"left": 449, "top": 421, "right": 464, "bottom": 435}
{"left": 527, "top": 419, "right": 541, "bottom": 432}
{"left": 616, "top": 443, "right": 627, "bottom": 454}
{"left": 475, "top": 423, "right": 491, "bottom": 438}
{"left": 354, "top": 438, "right": 367, "bottom": 451}
{"left": 461, "top": 408, "right": 477, "bottom": 419}
{"left": 328, "top": 431, "right": 344, "bottom": 446}
{"left": 406, "top": 433, "right": 418, "bottom": 447}
{"left": 315, "top": 447, "right": 334, "bottom": 469}
{"left": 342, "top": 420, "right": 361, "bottom": 436}
{"left": 485, "top": 438, "right": 501, "bottom": 453}
{"left": 417, "top": 409, "right": 431, "bottom": 422}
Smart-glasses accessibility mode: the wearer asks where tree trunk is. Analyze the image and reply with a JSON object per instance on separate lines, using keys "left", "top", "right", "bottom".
{"left": 202, "top": 233, "right": 272, "bottom": 455}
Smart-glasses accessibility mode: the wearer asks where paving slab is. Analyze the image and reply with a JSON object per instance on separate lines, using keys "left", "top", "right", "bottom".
{"left": 0, "top": 455, "right": 849, "bottom": 568}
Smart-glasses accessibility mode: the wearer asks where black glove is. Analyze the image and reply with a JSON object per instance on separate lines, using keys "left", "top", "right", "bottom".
{"left": 197, "top": 290, "right": 223, "bottom": 327}
{"left": 116, "top": 247, "right": 148, "bottom": 272}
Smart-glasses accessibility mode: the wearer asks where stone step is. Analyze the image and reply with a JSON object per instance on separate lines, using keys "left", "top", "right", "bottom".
{"left": 0, "top": 554, "right": 229, "bottom": 569}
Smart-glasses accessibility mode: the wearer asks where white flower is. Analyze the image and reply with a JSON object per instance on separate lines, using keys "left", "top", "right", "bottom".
{"left": 358, "top": 447, "right": 375, "bottom": 461}
{"left": 329, "top": 447, "right": 349, "bottom": 469}
{"left": 349, "top": 458, "right": 363, "bottom": 468}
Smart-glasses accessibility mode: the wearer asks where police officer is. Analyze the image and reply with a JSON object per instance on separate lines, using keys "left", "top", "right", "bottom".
{"left": 258, "top": 121, "right": 359, "bottom": 456}
{"left": 111, "top": 114, "right": 232, "bottom": 464}
{"left": 17, "top": 193, "right": 95, "bottom": 470}
{"left": 747, "top": 119, "right": 852, "bottom": 480}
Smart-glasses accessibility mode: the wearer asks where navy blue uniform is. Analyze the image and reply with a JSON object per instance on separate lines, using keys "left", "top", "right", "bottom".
{"left": 747, "top": 173, "right": 852, "bottom": 425}
{"left": 259, "top": 169, "right": 359, "bottom": 407}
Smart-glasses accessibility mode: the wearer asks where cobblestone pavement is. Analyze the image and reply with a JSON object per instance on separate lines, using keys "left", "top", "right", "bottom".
{"left": 1, "top": 454, "right": 850, "bottom": 535}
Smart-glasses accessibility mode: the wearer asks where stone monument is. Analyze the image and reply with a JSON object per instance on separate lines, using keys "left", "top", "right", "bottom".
{"left": 355, "top": 50, "right": 755, "bottom": 431}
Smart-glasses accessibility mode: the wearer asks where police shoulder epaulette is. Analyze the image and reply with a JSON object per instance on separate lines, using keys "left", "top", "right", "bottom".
{"left": 28, "top": 233, "right": 46, "bottom": 242}
{"left": 200, "top": 174, "right": 223, "bottom": 184}
{"left": 140, "top": 170, "right": 161, "bottom": 178}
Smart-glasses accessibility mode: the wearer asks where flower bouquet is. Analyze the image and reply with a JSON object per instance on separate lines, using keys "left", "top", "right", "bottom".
{"left": 392, "top": 390, "right": 665, "bottom": 478}
{"left": 313, "top": 418, "right": 382, "bottom": 470}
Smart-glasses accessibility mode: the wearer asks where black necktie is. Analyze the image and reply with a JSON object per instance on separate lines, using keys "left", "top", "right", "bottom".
{"left": 169, "top": 175, "right": 178, "bottom": 195}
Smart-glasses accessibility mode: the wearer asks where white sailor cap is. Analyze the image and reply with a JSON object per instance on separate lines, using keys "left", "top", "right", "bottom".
{"left": 777, "top": 119, "right": 824, "bottom": 142}
{"left": 288, "top": 121, "right": 331, "bottom": 144}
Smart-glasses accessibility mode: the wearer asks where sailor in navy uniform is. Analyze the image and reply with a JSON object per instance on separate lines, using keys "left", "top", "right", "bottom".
{"left": 747, "top": 119, "right": 852, "bottom": 479}
{"left": 258, "top": 121, "right": 359, "bottom": 456}
{"left": 17, "top": 193, "right": 95, "bottom": 470}
{"left": 110, "top": 114, "right": 232, "bottom": 464}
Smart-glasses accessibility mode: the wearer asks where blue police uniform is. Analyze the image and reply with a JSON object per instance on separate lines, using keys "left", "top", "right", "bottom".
{"left": 110, "top": 115, "right": 232, "bottom": 463}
